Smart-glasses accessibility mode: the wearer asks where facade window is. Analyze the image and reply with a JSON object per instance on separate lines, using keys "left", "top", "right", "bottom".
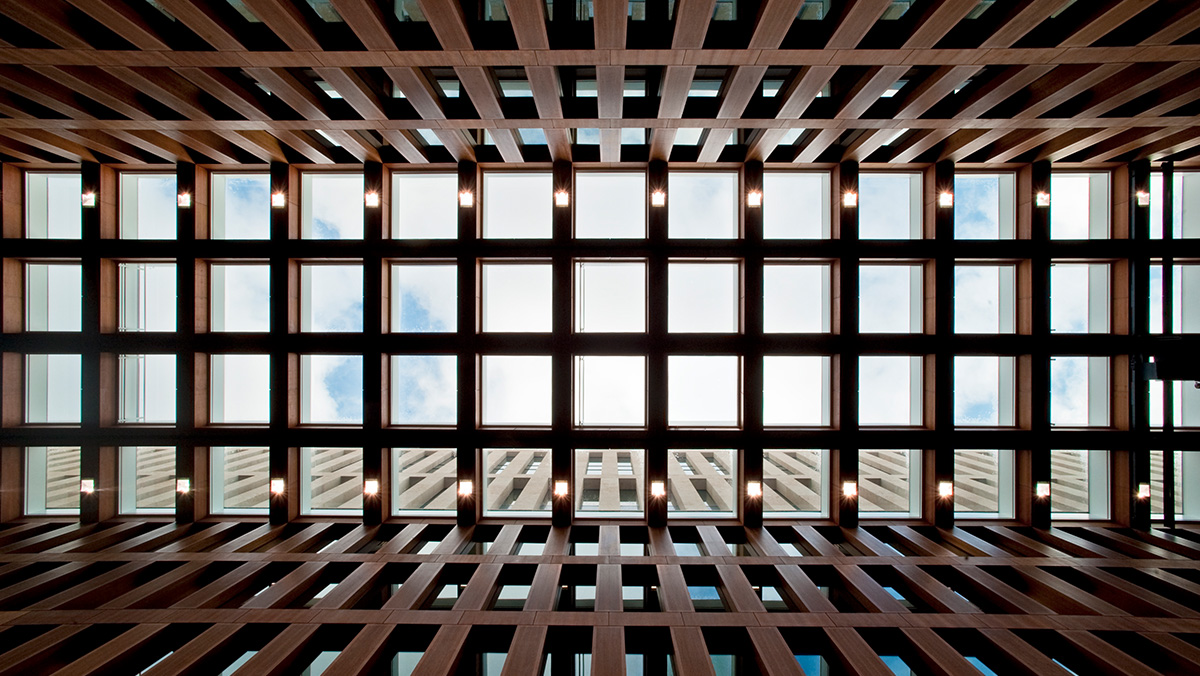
{"left": 763, "top": 173, "right": 830, "bottom": 239}
{"left": 575, "top": 261, "right": 645, "bottom": 332}
{"left": 484, "top": 449, "right": 551, "bottom": 516}
{"left": 210, "top": 264, "right": 269, "bottom": 332}
{"left": 118, "top": 354, "right": 177, "bottom": 424}
{"left": 300, "top": 264, "right": 363, "bottom": 332}
{"left": 954, "top": 173, "right": 1015, "bottom": 239}
{"left": 954, "top": 450, "right": 1014, "bottom": 518}
{"left": 483, "top": 173, "right": 552, "bottom": 238}
{"left": 859, "top": 173, "right": 922, "bottom": 239}
{"left": 393, "top": 448, "right": 457, "bottom": 513}
{"left": 301, "top": 447, "right": 363, "bottom": 514}
{"left": 482, "top": 263, "right": 552, "bottom": 332}
{"left": 25, "top": 446, "right": 80, "bottom": 515}
{"left": 482, "top": 356, "right": 552, "bottom": 426}
{"left": 390, "top": 355, "right": 456, "bottom": 426}
{"left": 210, "top": 446, "right": 269, "bottom": 514}
{"left": 859, "top": 449, "right": 921, "bottom": 517}
{"left": 1051, "top": 449, "right": 1109, "bottom": 519}
{"left": 391, "top": 263, "right": 457, "bottom": 333}
{"left": 667, "top": 356, "right": 740, "bottom": 427}
{"left": 1051, "top": 263, "right": 1109, "bottom": 333}
{"left": 1150, "top": 170, "right": 1200, "bottom": 239}
{"left": 25, "top": 354, "right": 81, "bottom": 424}
{"left": 575, "top": 172, "right": 646, "bottom": 238}
{"left": 953, "top": 356, "right": 1015, "bottom": 427}
{"left": 210, "top": 354, "right": 270, "bottom": 424}
{"left": 668, "top": 172, "right": 738, "bottom": 239}
{"left": 763, "top": 264, "right": 831, "bottom": 333}
{"left": 1050, "top": 356, "right": 1109, "bottom": 428}
{"left": 859, "top": 264, "right": 923, "bottom": 333}
{"left": 24, "top": 263, "right": 81, "bottom": 332}
{"left": 1150, "top": 263, "right": 1197, "bottom": 334}
{"left": 763, "top": 450, "right": 826, "bottom": 516}
{"left": 120, "top": 173, "right": 177, "bottom": 239}
{"left": 300, "top": 355, "right": 364, "bottom": 425}
{"left": 955, "top": 264, "right": 1015, "bottom": 333}
{"left": 574, "top": 356, "right": 645, "bottom": 427}
{"left": 25, "top": 172, "right": 82, "bottom": 239}
{"left": 574, "top": 449, "right": 644, "bottom": 517}
{"left": 859, "top": 356, "right": 923, "bottom": 426}
{"left": 667, "top": 450, "right": 735, "bottom": 516}
{"left": 763, "top": 356, "right": 831, "bottom": 426}
{"left": 301, "top": 173, "right": 364, "bottom": 239}
{"left": 211, "top": 173, "right": 269, "bottom": 239}
{"left": 392, "top": 173, "right": 457, "bottom": 239}
{"left": 119, "top": 263, "right": 176, "bottom": 332}
{"left": 1050, "top": 172, "right": 1109, "bottom": 239}
{"left": 119, "top": 446, "right": 176, "bottom": 514}
{"left": 668, "top": 262, "right": 739, "bottom": 332}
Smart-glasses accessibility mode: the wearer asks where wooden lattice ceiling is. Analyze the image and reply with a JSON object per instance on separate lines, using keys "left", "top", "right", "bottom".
{"left": 1, "top": 0, "right": 1200, "bottom": 166}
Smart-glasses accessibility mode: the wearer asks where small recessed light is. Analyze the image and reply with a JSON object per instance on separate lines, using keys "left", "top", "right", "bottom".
{"left": 843, "top": 481, "right": 858, "bottom": 498}
{"left": 270, "top": 478, "right": 286, "bottom": 495}
{"left": 554, "top": 480, "right": 569, "bottom": 497}
{"left": 746, "top": 481, "right": 762, "bottom": 498}
{"left": 938, "top": 481, "right": 953, "bottom": 498}
{"left": 271, "top": 192, "right": 287, "bottom": 208}
{"left": 82, "top": 192, "right": 96, "bottom": 208}
{"left": 364, "top": 191, "right": 380, "bottom": 208}
{"left": 650, "top": 190, "right": 666, "bottom": 207}
{"left": 364, "top": 479, "right": 380, "bottom": 496}
{"left": 459, "top": 191, "right": 474, "bottom": 207}
{"left": 843, "top": 191, "right": 858, "bottom": 208}
{"left": 176, "top": 478, "right": 191, "bottom": 494}
{"left": 650, "top": 481, "right": 666, "bottom": 497}
{"left": 1136, "top": 190, "right": 1151, "bottom": 207}
{"left": 80, "top": 478, "right": 95, "bottom": 494}
{"left": 938, "top": 192, "right": 953, "bottom": 208}
{"left": 1036, "top": 191, "right": 1051, "bottom": 207}
{"left": 554, "top": 190, "right": 570, "bottom": 207}
{"left": 1035, "top": 481, "right": 1051, "bottom": 498}
{"left": 1137, "top": 483, "right": 1150, "bottom": 500}
{"left": 746, "top": 190, "right": 762, "bottom": 208}
{"left": 177, "top": 193, "right": 192, "bottom": 208}
{"left": 458, "top": 480, "right": 474, "bottom": 496}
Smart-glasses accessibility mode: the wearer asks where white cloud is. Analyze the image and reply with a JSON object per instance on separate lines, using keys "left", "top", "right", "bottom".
{"left": 859, "top": 173, "right": 919, "bottom": 239}
{"left": 763, "top": 356, "right": 827, "bottom": 425}
{"left": 215, "top": 174, "right": 270, "bottom": 240}
{"left": 763, "top": 172, "right": 829, "bottom": 239}
{"left": 214, "top": 264, "right": 269, "bottom": 332}
{"left": 214, "top": 354, "right": 270, "bottom": 423}
{"left": 764, "top": 265, "right": 829, "bottom": 333}
{"left": 576, "top": 172, "right": 646, "bottom": 238}
{"left": 954, "top": 175, "right": 1001, "bottom": 239}
{"left": 304, "top": 265, "right": 363, "bottom": 332}
{"left": 1051, "top": 356, "right": 1092, "bottom": 426}
{"left": 394, "top": 173, "right": 458, "bottom": 239}
{"left": 1050, "top": 264, "right": 1091, "bottom": 333}
{"left": 954, "top": 356, "right": 1003, "bottom": 426}
{"left": 859, "top": 356, "right": 919, "bottom": 425}
{"left": 668, "top": 172, "right": 737, "bottom": 238}
{"left": 859, "top": 265, "right": 919, "bottom": 333}
{"left": 304, "top": 174, "right": 364, "bottom": 239}
{"left": 668, "top": 356, "right": 739, "bottom": 426}
{"left": 483, "top": 356, "right": 552, "bottom": 425}
{"left": 303, "top": 355, "right": 363, "bottom": 424}
{"left": 483, "top": 173, "right": 552, "bottom": 238}
{"left": 392, "top": 264, "right": 457, "bottom": 332}
{"left": 391, "top": 355, "right": 456, "bottom": 425}
{"left": 1050, "top": 174, "right": 1091, "bottom": 239}
{"left": 955, "top": 266, "right": 1001, "bottom": 333}
{"left": 483, "top": 264, "right": 552, "bottom": 332}
{"left": 669, "top": 263, "right": 738, "bottom": 332}
{"left": 576, "top": 262, "right": 645, "bottom": 332}
{"left": 576, "top": 356, "right": 645, "bottom": 426}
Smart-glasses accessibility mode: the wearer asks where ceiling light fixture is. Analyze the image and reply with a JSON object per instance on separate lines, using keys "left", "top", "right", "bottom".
{"left": 746, "top": 190, "right": 762, "bottom": 207}
{"left": 364, "top": 191, "right": 380, "bottom": 208}
{"left": 1035, "top": 481, "right": 1051, "bottom": 498}
{"left": 176, "top": 478, "right": 191, "bottom": 494}
{"left": 81, "top": 479, "right": 95, "bottom": 494}
{"left": 364, "top": 479, "right": 380, "bottom": 496}
{"left": 938, "top": 191, "right": 953, "bottom": 208}
{"left": 650, "top": 190, "right": 666, "bottom": 207}
{"left": 938, "top": 481, "right": 954, "bottom": 498}
{"left": 459, "top": 190, "right": 474, "bottom": 207}
{"left": 843, "top": 191, "right": 858, "bottom": 208}
{"left": 458, "top": 480, "right": 474, "bottom": 496}
{"left": 271, "top": 191, "right": 287, "bottom": 208}
{"left": 270, "top": 478, "right": 286, "bottom": 495}
{"left": 843, "top": 481, "right": 858, "bottom": 498}
{"left": 177, "top": 192, "right": 192, "bottom": 208}
{"left": 1136, "top": 190, "right": 1151, "bottom": 207}
{"left": 650, "top": 481, "right": 666, "bottom": 497}
{"left": 554, "top": 190, "right": 570, "bottom": 207}
{"left": 746, "top": 481, "right": 762, "bottom": 498}
{"left": 82, "top": 192, "right": 96, "bottom": 208}
{"left": 554, "top": 480, "right": 569, "bottom": 497}
{"left": 1036, "top": 192, "right": 1051, "bottom": 207}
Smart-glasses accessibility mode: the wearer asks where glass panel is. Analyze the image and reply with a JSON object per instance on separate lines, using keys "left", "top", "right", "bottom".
{"left": 859, "top": 449, "right": 919, "bottom": 515}
{"left": 483, "top": 173, "right": 552, "bottom": 238}
{"left": 120, "top": 446, "right": 175, "bottom": 513}
{"left": 24, "top": 354, "right": 81, "bottom": 424}
{"left": 301, "top": 265, "right": 363, "bottom": 332}
{"left": 574, "top": 449, "right": 644, "bottom": 516}
{"left": 393, "top": 448, "right": 457, "bottom": 513}
{"left": 484, "top": 449, "right": 552, "bottom": 515}
{"left": 390, "top": 355, "right": 457, "bottom": 426}
{"left": 666, "top": 450, "right": 735, "bottom": 515}
{"left": 118, "top": 354, "right": 176, "bottom": 424}
{"left": 302, "top": 447, "right": 362, "bottom": 513}
{"left": 953, "top": 356, "right": 1015, "bottom": 427}
{"left": 859, "top": 173, "right": 921, "bottom": 239}
{"left": 859, "top": 265, "right": 923, "bottom": 333}
{"left": 211, "top": 173, "right": 270, "bottom": 239}
{"left": 393, "top": 173, "right": 457, "bottom": 239}
{"left": 24, "top": 263, "right": 81, "bottom": 331}
{"left": 762, "top": 173, "right": 830, "bottom": 239}
{"left": 210, "top": 354, "right": 270, "bottom": 424}
{"left": 25, "top": 446, "right": 80, "bottom": 514}
{"left": 575, "top": 172, "right": 646, "bottom": 238}
{"left": 210, "top": 265, "right": 269, "bottom": 332}
{"left": 300, "top": 355, "right": 364, "bottom": 424}
{"left": 390, "top": 264, "right": 457, "bottom": 333}
{"left": 1051, "top": 356, "right": 1109, "bottom": 427}
{"left": 953, "top": 173, "right": 1015, "bottom": 239}
{"left": 668, "top": 263, "right": 738, "bottom": 332}
{"left": 954, "top": 450, "right": 1013, "bottom": 517}
{"left": 1051, "top": 263, "right": 1109, "bottom": 333}
{"left": 668, "top": 356, "right": 740, "bottom": 427}
{"left": 25, "top": 172, "right": 82, "bottom": 239}
{"left": 119, "top": 263, "right": 177, "bottom": 331}
{"left": 954, "top": 265, "right": 1015, "bottom": 333}
{"left": 211, "top": 446, "right": 269, "bottom": 513}
{"left": 762, "top": 449, "right": 825, "bottom": 515}
{"left": 482, "top": 264, "right": 552, "bottom": 332}
{"left": 482, "top": 356, "right": 552, "bottom": 426}
{"left": 120, "top": 173, "right": 177, "bottom": 239}
{"left": 763, "top": 356, "right": 830, "bottom": 426}
{"left": 763, "top": 264, "right": 831, "bottom": 333}
{"left": 575, "top": 261, "right": 646, "bottom": 332}
{"left": 575, "top": 356, "right": 646, "bottom": 426}
{"left": 1050, "top": 173, "right": 1109, "bottom": 239}
{"left": 668, "top": 172, "right": 738, "bottom": 239}
{"left": 859, "top": 356, "right": 923, "bottom": 426}
{"left": 301, "top": 173, "right": 364, "bottom": 239}
{"left": 1051, "top": 449, "right": 1109, "bottom": 518}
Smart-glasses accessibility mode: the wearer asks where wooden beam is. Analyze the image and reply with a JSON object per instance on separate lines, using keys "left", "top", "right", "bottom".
{"left": 748, "top": 0, "right": 805, "bottom": 50}
{"left": 1075, "top": 62, "right": 1200, "bottom": 119}
{"left": 384, "top": 67, "right": 446, "bottom": 120}
{"left": 378, "top": 129, "right": 430, "bottom": 164}
{"left": 903, "top": 0, "right": 978, "bottom": 49}
{"left": 0, "top": 129, "right": 96, "bottom": 163}
{"left": 1035, "top": 126, "right": 1126, "bottom": 163}
{"left": 837, "top": 65, "right": 910, "bottom": 120}
{"left": 650, "top": 128, "right": 677, "bottom": 161}
{"left": 776, "top": 65, "right": 839, "bottom": 119}
{"left": 980, "top": 0, "right": 1061, "bottom": 48}
{"left": 432, "top": 129, "right": 476, "bottom": 161}
{"left": 107, "top": 67, "right": 218, "bottom": 121}
{"left": 413, "top": 0, "right": 473, "bottom": 50}
{"left": 842, "top": 128, "right": 889, "bottom": 162}
{"left": 1143, "top": 4, "right": 1200, "bottom": 45}
{"left": 159, "top": 129, "right": 243, "bottom": 164}
{"left": 456, "top": 66, "right": 505, "bottom": 119}
{"left": 599, "top": 127, "right": 621, "bottom": 162}
{"left": 0, "top": 136, "right": 53, "bottom": 163}
{"left": 988, "top": 128, "right": 1061, "bottom": 163}
{"left": 527, "top": 66, "right": 563, "bottom": 119}
{"left": 54, "top": 129, "right": 146, "bottom": 164}
{"left": 319, "top": 129, "right": 381, "bottom": 162}
{"left": 330, "top": 0, "right": 397, "bottom": 49}
{"left": 545, "top": 128, "right": 572, "bottom": 162}
{"left": 954, "top": 65, "right": 1056, "bottom": 119}
{"left": 937, "top": 127, "right": 1002, "bottom": 162}
{"left": 593, "top": 0, "right": 627, "bottom": 48}
{"left": 794, "top": 127, "right": 841, "bottom": 163}
{"left": 1060, "top": 0, "right": 1154, "bottom": 48}
{"left": 506, "top": 0, "right": 550, "bottom": 49}
{"left": 659, "top": 66, "right": 696, "bottom": 119}
{"left": 826, "top": 0, "right": 891, "bottom": 49}
{"left": 717, "top": 66, "right": 768, "bottom": 119}
{"left": 747, "top": 128, "right": 789, "bottom": 161}
{"left": 672, "top": 0, "right": 717, "bottom": 49}
{"left": 893, "top": 65, "right": 981, "bottom": 119}
{"left": 490, "top": 128, "right": 525, "bottom": 163}
{"left": 153, "top": 0, "right": 245, "bottom": 50}
{"left": 890, "top": 127, "right": 955, "bottom": 163}
{"left": 27, "top": 65, "right": 157, "bottom": 121}
{"left": 698, "top": 128, "right": 732, "bottom": 162}
{"left": 0, "top": 1, "right": 93, "bottom": 49}
{"left": 224, "top": 129, "right": 289, "bottom": 163}
{"left": 272, "top": 128, "right": 338, "bottom": 164}
{"left": 241, "top": 0, "right": 322, "bottom": 51}
{"left": 0, "top": 66, "right": 97, "bottom": 119}
{"left": 244, "top": 67, "right": 331, "bottom": 121}
{"left": 174, "top": 67, "right": 273, "bottom": 121}
{"left": 1014, "top": 63, "right": 1127, "bottom": 119}
{"left": 63, "top": 0, "right": 171, "bottom": 50}
{"left": 597, "top": 66, "right": 624, "bottom": 119}
{"left": 314, "top": 67, "right": 388, "bottom": 120}
{"left": 107, "top": 129, "right": 193, "bottom": 163}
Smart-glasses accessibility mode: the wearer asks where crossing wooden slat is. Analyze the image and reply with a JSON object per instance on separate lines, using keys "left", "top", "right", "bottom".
{"left": 411, "top": 625, "right": 471, "bottom": 676}
{"left": 140, "top": 623, "right": 244, "bottom": 676}
{"left": 499, "top": 625, "right": 548, "bottom": 676}
{"left": 321, "top": 624, "right": 394, "bottom": 676}
{"left": 0, "top": 624, "right": 88, "bottom": 676}
{"left": 825, "top": 627, "right": 896, "bottom": 676}
{"left": 1058, "top": 630, "right": 1160, "bottom": 676}
{"left": 54, "top": 623, "right": 169, "bottom": 676}
{"left": 229, "top": 623, "right": 319, "bottom": 676}
{"left": 892, "top": 564, "right": 982, "bottom": 614}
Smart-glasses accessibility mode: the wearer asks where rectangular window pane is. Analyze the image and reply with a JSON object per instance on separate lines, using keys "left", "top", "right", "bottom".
{"left": 953, "top": 173, "right": 1015, "bottom": 239}
{"left": 859, "top": 173, "right": 921, "bottom": 239}
{"left": 302, "top": 447, "right": 362, "bottom": 513}
{"left": 211, "top": 446, "right": 269, "bottom": 513}
{"left": 1051, "top": 356, "right": 1109, "bottom": 427}
{"left": 575, "top": 356, "right": 645, "bottom": 427}
{"left": 482, "top": 264, "right": 552, "bottom": 332}
{"left": 1051, "top": 449, "right": 1109, "bottom": 519}
{"left": 211, "top": 173, "right": 269, "bottom": 239}
{"left": 763, "top": 173, "right": 830, "bottom": 239}
{"left": 859, "top": 356, "right": 923, "bottom": 426}
{"left": 575, "top": 172, "right": 646, "bottom": 238}
{"left": 1150, "top": 450, "right": 1187, "bottom": 519}
{"left": 210, "top": 354, "right": 270, "bottom": 424}
{"left": 301, "top": 173, "right": 364, "bottom": 239}
{"left": 119, "top": 263, "right": 176, "bottom": 331}
{"left": 763, "top": 449, "right": 825, "bottom": 515}
{"left": 859, "top": 265, "right": 922, "bottom": 333}
{"left": 575, "top": 261, "right": 646, "bottom": 332}
{"left": 859, "top": 449, "right": 920, "bottom": 516}
{"left": 668, "top": 262, "right": 738, "bottom": 332}
{"left": 953, "top": 356, "right": 1015, "bottom": 427}
{"left": 763, "top": 356, "right": 830, "bottom": 426}
{"left": 1051, "top": 263, "right": 1109, "bottom": 333}
{"left": 301, "top": 264, "right": 363, "bottom": 332}
{"left": 391, "top": 355, "right": 457, "bottom": 425}
{"left": 24, "top": 354, "right": 81, "bottom": 424}
{"left": 25, "top": 263, "right": 81, "bottom": 331}
{"left": 391, "top": 264, "right": 457, "bottom": 332}
{"left": 301, "top": 355, "right": 364, "bottom": 424}
{"left": 1173, "top": 171, "right": 1200, "bottom": 238}
{"left": 763, "top": 264, "right": 831, "bottom": 333}
{"left": 667, "top": 450, "right": 735, "bottom": 516}
{"left": 955, "top": 265, "right": 1015, "bottom": 333}
{"left": 954, "top": 450, "right": 1013, "bottom": 517}
{"left": 392, "top": 173, "right": 457, "bottom": 239}
{"left": 120, "top": 446, "right": 175, "bottom": 513}
{"left": 484, "top": 449, "right": 552, "bottom": 515}
{"left": 25, "top": 172, "right": 82, "bottom": 239}
{"left": 1150, "top": 263, "right": 1197, "bottom": 334}
{"left": 482, "top": 356, "right": 552, "bottom": 426}
{"left": 668, "top": 172, "right": 738, "bottom": 238}
{"left": 394, "top": 448, "right": 457, "bottom": 513}
{"left": 118, "top": 354, "right": 177, "bottom": 424}
{"left": 483, "top": 173, "right": 552, "bottom": 238}
{"left": 574, "top": 449, "right": 644, "bottom": 516}
{"left": 210, "top": 264, "right": 269, "bottom": 332}
{"left": 120, "top": 173, "right": 177, "bottom": 239}
{"left": 668, "top": 356, "right": 740, "bottom": 427}
{"left": 25, "top": 446, "right": 80, "bottom": 514}
{"left": 1150, "top": 380, "right": 1200, "bottom": 429}
{"left": 1051, "top": 172, "right": 1109, "bottom": 239}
